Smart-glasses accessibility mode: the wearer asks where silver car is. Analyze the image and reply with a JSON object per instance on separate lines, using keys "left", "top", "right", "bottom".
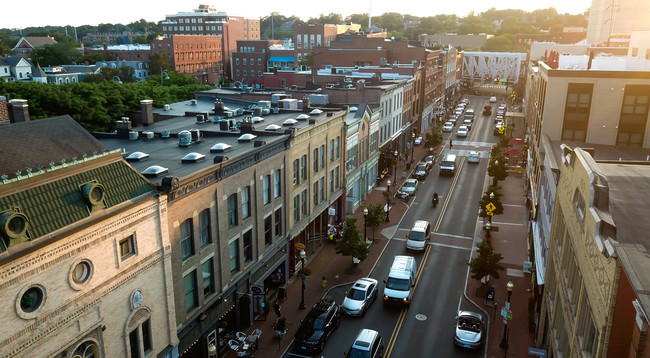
{"left": 454, "top": 310, "right": 484, "bottom": 349}
{"left": 398, "top": 179, "right": 419, "bottom": 197}
{"left": 342, "top": 278, "right": 379, "bottom": 316}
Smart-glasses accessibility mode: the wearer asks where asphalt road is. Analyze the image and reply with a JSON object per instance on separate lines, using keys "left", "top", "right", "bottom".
{"left": 283, "top": 95, "right": 502, "bottom": 358}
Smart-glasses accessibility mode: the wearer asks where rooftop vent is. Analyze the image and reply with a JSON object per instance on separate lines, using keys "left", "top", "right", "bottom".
{"left": 213, "top": 155, "right": 229, "bottom": 163}
{"left": 265, "top": 124, "right": 281, "bottom": 131}
{"left": 238, "top": 133, "right": 257, "bottom": 142}
{"left": 350, "top": 106, "right": 358, "bottom": 112}
{"left": 210, "top": 143, "right": 232, "bottom": 153}
{"left": 143, "top": 131, "right": 155, "bottom": 139}
{"left": 283, "top": 119, "right": 297, "bottom": 126}
{"left": 251, "top": 116, "right": 264, "bottom": 123}
{"left": 126, "top": 151, "right": 150, "bottom": 161}
{"left": 142, "top": 165, "right": 169, "bottom": 178}
{"left": 190, "top": 99, "right": 197, "bottom": 105}
{"left": 309, "top": 119, "right": 317, "bottom": 125}
{"left": 254, "top": 140, "right": 266, "bottom": 147}
{"left": 309, "top": 109, "right": 323, "bottom": 115}
{"left": 181, "top": 152, "right": 206, "bottom": 163}
{"left": 296, "top": 114, "right": 310, "bottom": 120}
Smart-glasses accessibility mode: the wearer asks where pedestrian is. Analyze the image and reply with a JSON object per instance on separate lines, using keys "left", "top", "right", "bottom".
{"left": 449, "top": 139, "right": 453, "bottom": 149}
{"left": 273, "top": 300, "right": 281, "bottom": 317}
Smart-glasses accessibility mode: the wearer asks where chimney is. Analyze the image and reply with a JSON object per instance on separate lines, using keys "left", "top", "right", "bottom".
{"left": 140, "top": 99, "right": 154, "bottom": 126}
{"left": 116, "top": 117, "right": 132, "bottom": 138}
{"left": 8, "top": 99, "right": 30, "bottom": 123}
{"left": 302, "top": 96, "right": 310, "bottom": 110}
{"left": 0, "top": 96, "right": 9, "bottom": 123}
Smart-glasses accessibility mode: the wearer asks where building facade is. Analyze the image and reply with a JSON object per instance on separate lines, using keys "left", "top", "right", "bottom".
{"left": 150, "top": 35, "right": 223, "bottom": 85}
{"left": 586, "top": 0, "right": 650, "bottom": 46}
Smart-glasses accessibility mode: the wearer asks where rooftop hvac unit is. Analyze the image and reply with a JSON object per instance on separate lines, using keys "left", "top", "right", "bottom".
{"left": 144, "top": 131, "right": 155, "bottom": 139}
{"left": 190, "top": 99, "right": 197, "bottom": 105}
{"left": 163, "top": 104, "right": 171, "bottom": 111}
{"left": 129, "top": 131, "right": 139, "bottom": 140}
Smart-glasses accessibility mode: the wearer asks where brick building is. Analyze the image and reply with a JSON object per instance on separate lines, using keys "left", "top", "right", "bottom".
{"left": 11, "top": 36, "right": 57, "bottom": 60}
{"left": 231, "top": 40, "right": 284, "bottom": 88}
{"left": 150, "top": 35, "right": 223, "bottom": 85}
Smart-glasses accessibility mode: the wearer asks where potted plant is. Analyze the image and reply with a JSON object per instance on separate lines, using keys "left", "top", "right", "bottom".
{"left": 273, "top": 317, "right": 287, "bottom": 337}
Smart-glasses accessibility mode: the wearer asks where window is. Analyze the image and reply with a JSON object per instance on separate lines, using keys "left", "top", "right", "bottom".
{"left": 293, "top": 195, "right": 300, "bottom": 221}
{"left": 199, "top": 209, "right": 211, "bottom": 247}
{"left": 370, "top": 132, "right": 378, "bottom": 152}
{"left": 320, "top": 145, "right": 325, "bottom": 169}
{"left": 274, "top": 170, "right": 281, "bottom": 198}
{"left": 242, "top": 186, "right": 250, "bottom": 219}
{"left": 184, "top": 271, "right": 198, "bottom": 312}
{"left": 330, "top": 169, "right": 334, "bottom": 193}
{"left": 335, "top": 166, "right": 340, "bottom": 189}
{"left": 119, "top": 235, "right": 136, "bottom": 259}
{"left": 129, "top": 328, "right": 140, "bottom": 358}
{"left": 313, "top": 181, "right": 319, "bottom": 206}
{"left": 264, "top": 175, "right": 271, "bottom": 204}
{"left": 202, "top": 259, "right": 215, "bottom": 296}
{"left": 617, "top": 85, "right": 650, "bottom": 147}
{"left": 313, "top": 149, "right": 318, "bottom": 173}
{"left": 572, "top": 189, "right": 585, "bottom": 223}
{"left": 330, "top": 140, "right": 334, "bottom": 161}
{"left": 228, "top": 194, "right": 238, "bottom": 227}
{"left": 335, "top": 137, "right": 340, "bottom": 158}
{"left": 180, "top": 219, "right": 194, "bottom": 260}
{"left": 229, "top": 239, "right": 240, "bottom": 274}
{"left": 561, "top": 83, "right": 593, "bottom": 142}
{"left": 319, "top": 177, "right": 325, "bottom": 201}
{"left": 301, "top": 189, "right": 308, "bottom": 215}
{"left": 274, "top": 208, "right": 282, "bottom": 237}
{"left": 243, "top": 230, "right": 253, "bottom": 264}
{"left": 293, "top": 159, "right": 299, "bottom": 185}
{"left": 301, "top": 155, "right": 307, "bottom": 180}
{"left": 265, "top": 215, "right": 273, "bottom": 246}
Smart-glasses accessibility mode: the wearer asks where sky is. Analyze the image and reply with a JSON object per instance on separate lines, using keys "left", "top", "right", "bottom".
{"left": 3, "top": 0, "right": 592, "bottom": 29}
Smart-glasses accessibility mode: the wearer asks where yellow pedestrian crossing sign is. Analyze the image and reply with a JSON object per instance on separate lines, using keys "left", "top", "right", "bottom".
{"left": 486, "top": 202, "right": 496, "bottom": 212}
{"left": 498, "top": 126, "right": 505, "bottom": 134}
{"left": 487, "top": 210, "right": 494, "bottom": 216}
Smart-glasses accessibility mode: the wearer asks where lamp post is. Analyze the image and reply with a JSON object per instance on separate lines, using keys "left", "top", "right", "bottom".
{"left": 411, "top": 132, "right": 415, "bottom": 164}
{"left": 207, "top": 343, "right": 217, "bottom": 357}
{"left": 385, "top": 180, "right": 391, "bottom": 222}
{"left": 500, "top": 280, "right": 515, "bottom": 349}
{"left": 363, "top": 207, "right": 369, "bottom": 243}
{"left": 393, "top": 150, "right": 398, "bottom": 178}
{"left": 299, "top": 249, "right": 307, "bottom": 310}
{"left": 160, "top": 70, "right": 170, "bottom": 86}
{"left": 484, "top": 221, "right": 492, "bottom": 239}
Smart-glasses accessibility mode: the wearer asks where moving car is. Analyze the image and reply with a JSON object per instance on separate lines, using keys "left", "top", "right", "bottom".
{"left": 295, "top": 299, "right": 341, "bottom": 352}
{"left": 341, "top": 278, "right": 379, "bottom": 316}
{"left": 346, "top": 329, "right": 384, "bottom": 358}
{"left": 489, "top": 96, "right": 497, "bottom": 103}
{"left": 442, "top": 122, "right": 454, "bottom": 132}
{"left": 453, "top": 311, "right": 484, "bottom": 349}
{"left": 398, "top": 179, "right": 419, "bottom": 197}
{"left": 457, "top": 126, "right": 469, "bottom": 137}
{"left": 383, "top": 256, "right": 417, "bottom": 305}
{"left": 463, "top": 119, "right": 473, "bottom": 130}
{"left": 468, "top": 151, "right": 480, "bottom": 163}
{"left": 482, "top": 106, "right": 492, "bottom": 115}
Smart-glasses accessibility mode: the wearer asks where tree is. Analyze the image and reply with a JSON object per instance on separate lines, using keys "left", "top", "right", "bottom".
{"left": 478, "top": 185, "right": 504, "bottom": 218}
{"left": 487, "top": 152, "right": 508, "bottom": 185}
{"left": 468, "top": 239, "right": 505, "bottom": 284}
{"left": 364, "top": 204, "right": 386, "bottom": 240}
{"left": 425, "top": 123, "right": 443, "bottom": 148}
{"left": 148, "top": 52, "right": 172, "bottom": 76}
{"left": 31, "top": 41, "right": 83, "bottom": 66}
{"left": 298, "top": 52, "right": 313, "bottom": 66}
{"left": 481, "top": 35, "right": 515, "bottom": 52}
{"left": 335, "top": 217, "right": 370, "bottom": 262}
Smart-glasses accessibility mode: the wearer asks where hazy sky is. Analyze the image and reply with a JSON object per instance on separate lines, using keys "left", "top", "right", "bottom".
{"left": 3, "top": 0, "right": 592, "bottom": 29}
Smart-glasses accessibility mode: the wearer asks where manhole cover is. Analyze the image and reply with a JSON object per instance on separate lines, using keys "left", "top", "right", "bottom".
{"left": 415, "top": 314, "right": 427, "bottom": 321}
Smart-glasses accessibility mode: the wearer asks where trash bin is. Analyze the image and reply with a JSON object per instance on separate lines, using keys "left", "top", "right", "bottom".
{"left": 486, "top": 286, "right": 495, "bottom": 301}
{"left": 278, "top": 285, "right": 287, "bottom": 299}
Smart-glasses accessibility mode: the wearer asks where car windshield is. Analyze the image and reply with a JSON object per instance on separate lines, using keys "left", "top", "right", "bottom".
{"left": 386, "top": 277, "right": 410, "bottom": 291}
{"left": 347, "top": 288, "right": 366, "bottom": 300}
{"left": 417, "top": 165, "right": 426, "bottom": 171}
{"left": 347, "top": 348, "right": 371, "bottom": 358}
{"left": 410, "top": 231, "right": 426, "bottom": 241}
{"left": 404, "top": 182, "right": 416, "bottom": 188}
{"left": 302, "top": 315, "right": 325, "bottom": 330}
{"left": 441, "top": 161, "right": 454, "bottom": 167}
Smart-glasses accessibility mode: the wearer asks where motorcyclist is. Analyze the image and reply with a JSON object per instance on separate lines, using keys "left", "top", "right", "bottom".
{"left": 432, "top": 192, "right": 439, "bottom": 206}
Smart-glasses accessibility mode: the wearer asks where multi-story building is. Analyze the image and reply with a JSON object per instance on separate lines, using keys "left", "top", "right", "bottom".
{"left": 84, "top": 44, "right": 152, "bottom": 63}
{"left": 0, "top": 56, "right": 34, "bottom": 82}
{"left": 344, "top": 103, "right": 381, "bottom": 214}
{"left": 11, "top": 36, "right": 57, "bottom": 59}
{"left": 159, "top": 5, "right": 260, "bottom": 77}
{"left": 293, "top": 24, "right": 339, "bottom": 64}
{"left": 231, "top": 40, "right": 284, "bottom": 88}
{"left": 150, "top": 35, "right": 223, "bottom": 85}
{"left": 0, "top": 114, "right": 179, "bottom": 358}
{"left": 586, "top": 0, "right": 650, "bottom": 46}
{"left": 539, "top": 145, "right": 650, "bottom": 357}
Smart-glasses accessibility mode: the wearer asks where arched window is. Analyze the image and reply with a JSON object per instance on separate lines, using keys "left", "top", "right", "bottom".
{"left": 72, "top": 340, "right": 99, "bottom": 358}
{"left": 125, "top": 307, "right": 153, "bottom": 358}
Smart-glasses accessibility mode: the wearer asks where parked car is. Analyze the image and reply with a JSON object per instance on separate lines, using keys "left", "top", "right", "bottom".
{"left": 494, "top": 121, "right": 505, "bottom": 136}
{"left": 414, "top": 163, "right": 429, "bottom": 179}
{"left": 482, "top": 106, "right": 492, "bottom": 115}
{"left": 424, "top": 155, "right": 434, "bottom": 167}
{"left": 457, "top": 126, "right": 469, "bottom": 137}
{"left": 448, "top": 115, "right": 458, "bottom": 123}
{"left": 295, "top": 299, "right": 341, "bottom": 352}
{"left": 341, "top": 278, "right": 379, "bottom": 316}
{"left": 453, "top": 310, "right": 485, "bottom": 349}
{"left": 468, "top": 151, "right": 480, "bottom": 163}
{"left": 489, "top": 96, "right": 497, "bottom": 103}
{"left": 463, "top": 119, "right": 473, "bottom": 130}
{"left": 442, "top": 122, "right": 454, "bottom": 132}
{"left": 398, "top": 179, "right": 419, "bottom": 197}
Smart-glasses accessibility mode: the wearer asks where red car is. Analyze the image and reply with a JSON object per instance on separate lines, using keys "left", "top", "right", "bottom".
{"left": 482, "top": 106, "right": 492, "bottom": 115}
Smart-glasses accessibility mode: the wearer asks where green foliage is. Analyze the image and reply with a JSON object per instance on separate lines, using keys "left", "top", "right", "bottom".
{"left": 467, "top": 239, "right": 505, "bottom": 282}
{"left": 307, "top": 13, "right": 342, "bottom": 26}
{"left": 335, "top": 217, "right": 370, "bottom": 261}
{"left": 487, "top": 152, "right": 508, "bottom": 183}
{"left": 478, "top": 185, "right": 504, "bottom": 217}
{"left": 298, "top": 52, "right": 313, "bottom": 66}
{"left": 364, "top": 204, "right": 386, "bottom": 240}
{"left": 425, "top": 123, "right": 443, "bottom": 148}
{"left": 481, "top": 35, "right": 515, "bottom": 52}
{"left": 31, "top": 42, "right": 83, "bottom": 66}
{"left": 148, "top": 52, "right": 172, "bottom": 76}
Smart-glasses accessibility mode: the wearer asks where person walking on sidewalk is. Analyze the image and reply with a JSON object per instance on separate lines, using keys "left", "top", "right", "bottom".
{"left": 273, "top": 300, "right": 281, "bottom": 317}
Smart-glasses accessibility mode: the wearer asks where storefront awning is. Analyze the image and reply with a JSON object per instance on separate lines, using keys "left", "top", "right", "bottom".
{"left": 268, "top": 56, "right": 294, "bottom": 62}
{"left": 532, "top": 221, "right": 546, "bottom": 285}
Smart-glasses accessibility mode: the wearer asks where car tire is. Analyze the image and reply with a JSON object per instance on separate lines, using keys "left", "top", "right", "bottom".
{"left": 318, "top": 341, "right": 325, "bottom": 352}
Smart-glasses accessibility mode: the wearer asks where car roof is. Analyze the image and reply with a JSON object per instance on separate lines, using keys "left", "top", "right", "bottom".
{"left": 469, "top": 151, "right": 479, "bottom": 155}
{"left": 405, "top": 178, "right": 417, "bottom": 183}
{"left": 353, "top": 277, "right": 377, "bottom": 289}
{"left": 459, "top": 125, "right": 468, "bottom": 129}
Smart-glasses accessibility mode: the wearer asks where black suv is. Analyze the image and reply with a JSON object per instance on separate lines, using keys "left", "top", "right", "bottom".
{"left": 294, "top": 298, "right": 341, "bottom": 352}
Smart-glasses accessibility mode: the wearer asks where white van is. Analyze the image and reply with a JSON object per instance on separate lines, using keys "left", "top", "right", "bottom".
{"left": 439, "top": 153, "right": 458, "bottom": 176}
{"left": 406, "top": 220, "right": 431, "bottom": 251}
{"left": 383, "top": 256, "right": 417, "bottom": 305}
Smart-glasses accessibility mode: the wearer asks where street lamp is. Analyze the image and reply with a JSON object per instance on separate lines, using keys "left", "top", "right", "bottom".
{"left": 207, "top": 343, "right": 217, "bottom": 357}
{"left": 500, "top": 280, "right": 515, "bottom": 349}
{"left": 160, "top": 70, "right": 170, "bottom": 86}
{"left": 484, "top": 220, "right": 492, "bottom": 239}
{"left": 299, "top": 249, "right": 307, "bottom": 310}
{"left": 385, "top": 180, "right": 391, "bottom": 223}
{"left": 393, "top": 150, "right": 398, "bottom": 178}
{"left": 411, "top": 132, "right": 415, "bottom": 164}
{"left": 363, "top": 207, "right": 369, "bottom": 243}
{"left": 112, "top": 76, "right": 122, "bottom": 84}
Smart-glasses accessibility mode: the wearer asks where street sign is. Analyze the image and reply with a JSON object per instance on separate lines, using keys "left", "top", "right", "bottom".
{"left": 486, "top": 210, "right": 494, "bottom": 216}
{"left": 501, "top": 308, "right": 512, "bottom": 320}
{"left": 505, "top": 301, "right": 510, "bottom": 310}
{"left": 485, "top": 202, "right": 496, "bottom": 212}
{"left": 499, "top": 126, "right": 505, "bottom": 134}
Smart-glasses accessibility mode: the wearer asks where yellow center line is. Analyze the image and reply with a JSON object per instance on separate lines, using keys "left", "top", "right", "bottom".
{"left": 434, "top": 157, "right": 466, "bottom": 232}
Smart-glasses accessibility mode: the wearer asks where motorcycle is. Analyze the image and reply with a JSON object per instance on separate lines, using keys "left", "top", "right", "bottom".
{"left": 432, "top": 193, "right": 439, "bottom": 207}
